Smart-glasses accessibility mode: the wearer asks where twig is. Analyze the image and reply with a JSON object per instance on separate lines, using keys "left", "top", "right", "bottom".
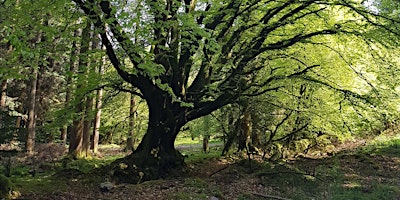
{"left": 209, "top": 165, "right": 230, "bottom": 177}
{"left": 251, "top": 192, "right": 291, "bottom": 200}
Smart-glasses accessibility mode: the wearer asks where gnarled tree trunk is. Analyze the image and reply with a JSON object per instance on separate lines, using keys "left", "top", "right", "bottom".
{"left": 109, "top": 95, "right": 186, "bottom": 184}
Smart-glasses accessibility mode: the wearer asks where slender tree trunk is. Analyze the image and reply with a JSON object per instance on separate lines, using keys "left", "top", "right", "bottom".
{"left": 237, "top": 111, "right": 252, "bottom": 152}
{"left": 25, "top": 18, "right": 45, "bottom": 153}
{"left": 125, "top": 94, "right": 136, "bottom": 152}
{"left": 82, "top": 95, "right": 93, "bottom": 157}
{"left": 60, "top": 128, "right": 67, "bottom": 144}
{"left": 69, "top": 112, "right": 84, "bottom": 157}
{"left": 0, "top": 80, "right": 6, "bottom": 130}
{"left": 69, "top": 20, "right": 91, "bottom": 158}
{"left": 202, "top": 115, "right": 211, "bottom": 153}
{"left": 202, "top": 136, "right": 209, "bottom": 153}
{"left": 85, "top": 31, "right": 102, "bottom": 155}
{"left": 0, "top": 80, "right": 6, "bottom": 109}
{"left": 91, "top": 77, "right": 103, "bottom": 153}
{"left": 14, "top": 104, "right": 23, "bottom": 142}
{"left": 26, "top": 69, "right": 38, "bottom": 154}
{"left": 61, "top": 29, "right": 82, "bottom": 144}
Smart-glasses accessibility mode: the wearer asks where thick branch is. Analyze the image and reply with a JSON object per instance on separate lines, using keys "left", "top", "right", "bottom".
{"left": 72, "top": 0, "right": 158, "bottom": 100}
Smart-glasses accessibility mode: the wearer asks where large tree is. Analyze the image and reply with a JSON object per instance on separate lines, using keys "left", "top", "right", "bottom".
{"left": 71, "top": 0, "right": 400, "bottom": 183}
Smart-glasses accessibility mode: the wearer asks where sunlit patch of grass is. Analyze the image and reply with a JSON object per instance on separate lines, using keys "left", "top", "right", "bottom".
{"left": 64, "top": 154, "right": 124, "bottom": 173}
{"left": 342, "top": 181, "right": 362, "bottom": 189}
{"left": 363, "top": 134, "right": 400, "bottom": 156}
{"left": 11, "top": 175, "right": 69, "bottom": 195}
{"left": 175, "top": 136, "right": 201, "bottom": 145}
{"left": 175, "top": 136, "right": 222, "bottom": 146}
{"left": 332, "top": 181, "right": 400, "bottom": 200}
{"left": 98, "top": 143, "right": 122, "bottom": 149}
{"left": 182, "top": 149, "right": 221, "bottom": 163}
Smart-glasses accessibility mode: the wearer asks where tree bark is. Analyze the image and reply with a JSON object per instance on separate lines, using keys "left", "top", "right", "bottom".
{"left": 0, "top": 79, "right": 6, "bottom": 130}
{"left": 202, "top": 136, "right": 209, "bottom": 153}
{"left": 0, "top": 80, "right": 6, "bottom": 109}
{"left": 238, "top": 111, "right": 252, "bottom": 152}
{"left": 82, "top": 94, "right": 93, "bottom": 157}
{"left": 69, "top": 114, "right": 84, "bottom": 158}
{"left": 14, "top": 104, "right": 23, "bottom": 143}
{"left": 62, "top": 29, "right": 82, "bottom": 145}
{"left": 125, "top": 94, "right": 136, "bottom": 152}
{"left": 110, "top": 95, "right": 186, "bottom": 183}
{"left": 91, "top": 76, "right": 103, "bottom": 153}
{"left": 202, "top": 115, "right": 211, "bottom": 153}
{"left": 26, "top": 69, "right": 38, "bottom": 154}
{"left": 69, "top": 20, "right": 91, "bottom": 158}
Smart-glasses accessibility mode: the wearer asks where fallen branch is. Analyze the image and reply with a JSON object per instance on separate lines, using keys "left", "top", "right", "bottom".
{"left": 209, "top": 165, "right": 230, "bottom": 177}
{"left": 251, "top": 192, "right": 291, "bottom": 200}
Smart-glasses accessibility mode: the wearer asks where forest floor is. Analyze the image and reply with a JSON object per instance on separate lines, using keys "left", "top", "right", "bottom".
{"left": 3, "top": 133, "right": 400, "bottom": 200}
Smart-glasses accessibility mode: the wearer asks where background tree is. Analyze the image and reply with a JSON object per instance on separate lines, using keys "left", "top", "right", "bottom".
{"left": 125, "top": 93, "right": 136, "bottom": 152}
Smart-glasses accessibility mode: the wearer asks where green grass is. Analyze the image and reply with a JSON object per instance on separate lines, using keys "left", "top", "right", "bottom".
{"left": 181, "top": 149, "right": 222, "bottom": 163}
{"left": 362, "top": 134, "right": 400, "bottom": 156}
{"left": 174, "top": 135, "right": 222, "bottom": 146}
{"left": 167, "top": 177, "right": 222, "bottom": 200}
{"left": 175, "top": 136, "right": 201, "bottom": 145}
{"left": 255, "top": 134, "right": 400, "bottom": 200}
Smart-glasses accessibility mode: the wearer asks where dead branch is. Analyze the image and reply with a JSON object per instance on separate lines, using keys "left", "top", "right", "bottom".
{"left": 209, "top": 165, "right": 230, "bottom": 177}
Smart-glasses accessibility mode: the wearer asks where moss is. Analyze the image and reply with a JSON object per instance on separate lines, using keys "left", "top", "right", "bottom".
{"left": 109, "top": 149, "right": 186, "bottom": 184}
{"left": 0, "top": 174, "right": 13, "bottom": 199}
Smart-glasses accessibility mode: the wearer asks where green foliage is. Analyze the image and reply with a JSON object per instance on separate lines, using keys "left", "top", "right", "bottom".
{"left": 0, "top": 174, "right": 13, "bottom": 199}
{"left": 100, "top": 92, "right": 148, "bottom": 144}
{"left": 10, "top": 166, "right": 30, "bottom": 177}
{"left": 187, "top": 114, "right": 220, "bottom": 140}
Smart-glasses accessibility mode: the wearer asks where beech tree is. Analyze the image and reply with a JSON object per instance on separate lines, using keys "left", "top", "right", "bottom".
{"left": 70, "top": 0, "right": 399, "bottom": 183}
